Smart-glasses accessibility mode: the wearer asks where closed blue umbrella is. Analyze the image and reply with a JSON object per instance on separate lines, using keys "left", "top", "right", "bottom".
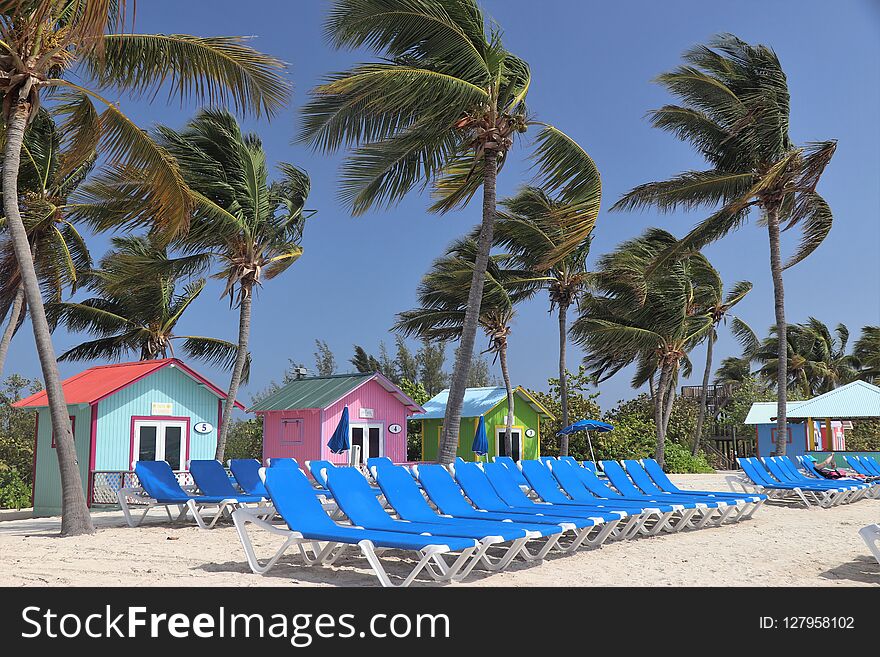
{"left": 472, "top": 415, "right": 488, "bottom": 460}
{"left": 328, "top": 406, "right": 350, "bottom": 454}
{"left": 557, "top": 419, "right": 614, "bottom": 463}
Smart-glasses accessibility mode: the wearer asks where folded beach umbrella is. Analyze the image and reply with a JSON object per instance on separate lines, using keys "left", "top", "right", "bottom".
{"left": 557, "top": 419, "right": 614, "bottom": 463}
{"left": 472, "top": 415, "right": 488, "bottom": 460}
{"left": 328, "top": 406, "right": 351, "bottom": 454}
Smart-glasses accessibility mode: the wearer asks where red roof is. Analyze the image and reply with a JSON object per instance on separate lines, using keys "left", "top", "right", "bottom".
{"left": 13, "top": 358, "right": 244, "bottom": 409}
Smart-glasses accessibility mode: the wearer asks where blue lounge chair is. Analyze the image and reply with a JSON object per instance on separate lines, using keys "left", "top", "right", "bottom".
{"left": 268, "top": 457, "right": 299, "bottom": 468}
{"left": 189, "top": 460, "right": 265, "bottom": 503}
{"left": 366, "top": 456, "right": 393, "bottom": 473}
{"left": 516, "top": 459, "right": 656, "bottom": 540}
{"left": 558, "top": 456, "right": 579, "bottom": 466}
{"left": 551, "top": 459, "right": 694, "bottom": 534}
{"left": 764, "top": 457, "right": 867, "bottom": 503}
{"left": 637, "top": 458, "right": 765, "bottom": 520}
{"left": 493, "top": 455, "right": 532, "bottom": 489}
{"left": 543, "top": 459, "right": 663, "bottom": 538}
{"left": 600, "top": 459, "right": 731, "bottom": 527}
{"left": 325, "top": 466, "right": 553, "bottom": 576}
{"left": 231, "top": 466, "right": 478, "bottom": 587}
{"left": 736, "top": 457, "right": 847, "bottom": 508}
{"left": 453, "top": 462, "right": 620, "bottom": 550}
{"left": 861, "top": 455, "right": 880, "bottom": 477}
{"left": 621, "top": 459, "right": 756, "bottom": 524}
{"left": 306, "top": 459, "right": 382, "bottom": 497}
{"left": 412, "top": 464, "right": 599, "bottom": 549}
{"left": 119, "top": 461, "right": 241, "bottom": 529}
{"left": 229, "top": 458, "right": 268, "bottom": 497}
{"left": 843, "top": 455, "right": 874, "bottom": 477}
{"left": 373, "top": 465, "right": 563, "bottom": 546}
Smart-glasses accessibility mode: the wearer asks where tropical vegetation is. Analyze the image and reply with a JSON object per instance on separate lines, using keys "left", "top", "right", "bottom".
{"left": 613, "top": 34, "right": 837, "bottom": 456}
{"left": 300, "top": 0, "right": 601, "bottom": 464}
{"left": 0, "top": 0, "right": 290, "bottom": 535}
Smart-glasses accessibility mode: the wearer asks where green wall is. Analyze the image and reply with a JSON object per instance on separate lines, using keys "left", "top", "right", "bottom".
{"left": 420, "top": 393, "right": 543, "bottom": 462}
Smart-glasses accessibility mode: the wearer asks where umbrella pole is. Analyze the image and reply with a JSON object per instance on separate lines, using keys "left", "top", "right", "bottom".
{"left": 588, "top": 431, "right": 596, "bottom": 463}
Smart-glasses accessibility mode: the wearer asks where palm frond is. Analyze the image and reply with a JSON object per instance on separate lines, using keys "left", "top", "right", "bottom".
{"left": 86, "top": 33, "right": 290, "bottom": 117}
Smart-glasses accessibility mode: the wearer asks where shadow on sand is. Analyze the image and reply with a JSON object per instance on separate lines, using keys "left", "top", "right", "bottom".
{"left": 819, "top": 555, "right": 880, "bottom": 585}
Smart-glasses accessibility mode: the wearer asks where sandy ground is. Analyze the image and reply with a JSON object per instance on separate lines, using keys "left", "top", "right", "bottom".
{"left": 1, "top": 474, "right": 877, "bottom": 587}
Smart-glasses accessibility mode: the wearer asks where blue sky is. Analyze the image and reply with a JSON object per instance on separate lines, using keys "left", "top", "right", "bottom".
{"left": 6, "top": 0, "right": 880, "bottom": 411}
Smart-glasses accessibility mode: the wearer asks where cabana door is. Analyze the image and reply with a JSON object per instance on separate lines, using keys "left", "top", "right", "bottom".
{"left": 132, "top": 419, "right": 188, "bottom": 470}
{"left": 350, "top": 424, "right": 383, "bottom": 460}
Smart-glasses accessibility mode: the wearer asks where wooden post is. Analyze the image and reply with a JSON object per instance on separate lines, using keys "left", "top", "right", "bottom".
{"left": 824, "top": 419, "right": 832, "bottom": 457}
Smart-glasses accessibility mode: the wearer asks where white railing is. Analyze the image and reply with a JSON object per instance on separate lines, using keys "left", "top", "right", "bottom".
{"left": 89, "top": 470, "right": 194, "bottom": 506}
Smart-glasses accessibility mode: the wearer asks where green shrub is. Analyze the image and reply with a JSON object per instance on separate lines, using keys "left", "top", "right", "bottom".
{"left": 0, "top": 466, "right": 31, "bottom": 509}
{"left": 664, "top": 442, "right": 714, "bottom": 474}
{"left": 225, "top": 418, "right": 263, "bottom": 461}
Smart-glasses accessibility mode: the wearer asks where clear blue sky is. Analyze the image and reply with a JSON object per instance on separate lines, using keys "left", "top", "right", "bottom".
{"left": 6, "top": 0, "right": 880, "bottom": 411}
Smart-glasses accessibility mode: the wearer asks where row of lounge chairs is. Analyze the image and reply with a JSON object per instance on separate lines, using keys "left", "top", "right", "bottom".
{"left": 732, "top": 456, "right": 879, "bottom": 508}
{"left": 117, "top": 455, "right": 766, "bottom": 586}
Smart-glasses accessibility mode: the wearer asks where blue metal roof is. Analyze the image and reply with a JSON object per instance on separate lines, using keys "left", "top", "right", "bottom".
{"left": 786, "top": 380, "right": 880, "bottom": 419}
{"left": 412, "top": 386, "right": 553, "bottom": 420}
{"left": 743, "top": 381, "right": 880, "bottom": 424}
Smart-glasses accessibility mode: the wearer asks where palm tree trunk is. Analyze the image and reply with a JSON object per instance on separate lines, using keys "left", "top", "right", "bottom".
{"left": 692, "top": 330, "right": 715, "bottom": 456}
{"left": 438, "top": 150, "right": 497, "bottom": 464}
{"left": 653, "top": 363, "right": 671, "bottom": 466}
{"left": 3, "top": 99, "right": 94, "bottom": 535}
{"left": 558, "top": 303, "right": 570, "bottom": 456}
{"left": 498, "top": 341, "right": 514, "bottom": 458}
{"left": 767, "top": 206, "right": 788, "bottom": 455}
{"left": 216, "top": 284, "right": 252, "bottom": 460}
{"left": 661, "top": 369, "right": 676, "bottom": 438}
{"left": 0, "top": 285, "right": 25, "bottom": 376}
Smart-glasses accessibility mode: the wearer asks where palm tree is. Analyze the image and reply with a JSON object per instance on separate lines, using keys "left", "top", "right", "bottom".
{"left": 301, "top": 0, "right": 601, "bottom": 464}
{"left": 572, "top": 229, "right": 715, "bottom": 465}
{"left": 853, "top": 326, "right": 880, "bottom": 384}
{"left": 153, "top": 109, "right": 311, "bottom": 461}
{"left": 714, "top": 356, "right": 753, "bottom": 387}
{"left": 690, "top": 278, "right": 755, "bottom": 455}
{"left": 492, "top": 186, "right": 597, "bottom": 456}
{"left": 0, "top": 1, "right": 289, "bottom": 535}
{"left": 755, "top": 318, "right": 856, "bottom": 397}
{"left": 394, "top": 236, "right": 539, "bottom": 457}
{"left": 47, "top": 235, "right": 240, "bottom": 368}
{"left": 0, "top": 109, "right": 93, "bottom": 375}
{"left": 612, "top": 35, "right": 837, "bottom": 456}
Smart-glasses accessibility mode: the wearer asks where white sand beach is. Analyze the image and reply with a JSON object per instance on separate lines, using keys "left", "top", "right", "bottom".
{"left": 1, "top": 474, "right": 877, "bottom": 588}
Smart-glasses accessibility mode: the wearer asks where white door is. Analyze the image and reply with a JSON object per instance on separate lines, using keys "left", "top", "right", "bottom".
{"left": 350, "top": 424, "right": 384, "bottom": 462}
{"left": 495, "top": 427, "right": 523, "bottom": 461}
{"left": 133, "top": 420, "right": 187, "bottom": 470}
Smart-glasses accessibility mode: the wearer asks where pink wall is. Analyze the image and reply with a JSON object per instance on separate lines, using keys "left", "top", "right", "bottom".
{"left": 259, "top": 377, "right": 410, "bottom": 467}
{"left": 322, "top": 378, "right": 408, "bottom": 463}
{"left": 261, "top": 408, "right": 322, "bottom": 467}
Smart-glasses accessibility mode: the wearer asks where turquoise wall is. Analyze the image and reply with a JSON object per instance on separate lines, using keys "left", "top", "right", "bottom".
{"left": 32, "top": 404, "right": 92, "bottom": 517}
{"left": 32, "top": 365, "right": 222, "bottom": 516}
{"left": 95, "top": 365, "right": 221, "bottom": 470}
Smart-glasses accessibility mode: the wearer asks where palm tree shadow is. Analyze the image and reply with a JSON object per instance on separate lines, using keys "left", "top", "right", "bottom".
{"left": 818, "top": 556, "right": 880, "bottom": 585}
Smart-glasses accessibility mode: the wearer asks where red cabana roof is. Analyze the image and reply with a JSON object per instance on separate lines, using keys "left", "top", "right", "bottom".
{"left": 13, "top": 358, "right": 244, "bottom": 409}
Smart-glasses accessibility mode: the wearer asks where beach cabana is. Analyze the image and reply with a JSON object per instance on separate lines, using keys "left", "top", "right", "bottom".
{"left": 13, "top": 358, "right": 242, "bottom": 517}
{"left": 744, "top": 380, "right": 880, "bottom": 459}
{"left": 250, "top": 373, "right": 425, "bottom": 466}
{"left": 415, "top": 386, "right": 554, "bottom": 462}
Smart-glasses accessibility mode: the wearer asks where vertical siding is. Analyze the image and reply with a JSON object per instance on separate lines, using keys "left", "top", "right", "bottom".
{"left": 322, "top": 379, "right": 408, "bottom": 464}
{"left": 261, "top": 408, "right": 322, "bottom": 466}
{"left": 486, "top": 396, "right": 540, "bottom": 461}
{"left": 33, "top": 405, "right": 92, "bottom": 517}
{"left": 418, "top": 393, "right": 542, "bottom": 463}
{"left": 756, "top": 423, "right": 807, "bottom": 458}
{"left": 94, "top": 366, "right": 221, "bottom": 471}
